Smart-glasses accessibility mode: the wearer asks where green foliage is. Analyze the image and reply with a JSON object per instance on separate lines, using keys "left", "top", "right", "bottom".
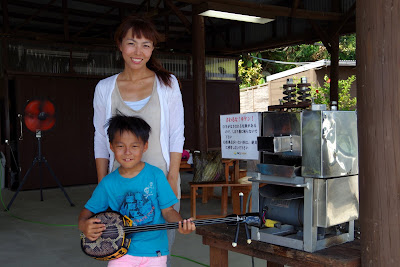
{"left": 339, "top": 34, "right": 356, "bottom": 60}
{"left": 261, "top": 43, "right": 329, "bottom": 74}
{"left": 238, "top": 33, "right": 356, "bottom": 88}
{"left": 238, "top": 52, "right": 264, "bottom": 88}
{"left": 310, "top": 75, "right": 357, "bottom": 110}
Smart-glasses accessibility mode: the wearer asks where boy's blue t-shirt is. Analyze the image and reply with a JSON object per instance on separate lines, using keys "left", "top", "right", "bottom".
{"left": 85, "top": 163, "right": 178, "bottom": 257}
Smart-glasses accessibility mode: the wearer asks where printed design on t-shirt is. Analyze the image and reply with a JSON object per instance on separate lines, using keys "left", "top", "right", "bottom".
{"left": 144, "top": 182, "right": 154, "bottom": 197}
{"left": 119, "top": 182, "right": 155, "bottom": 226}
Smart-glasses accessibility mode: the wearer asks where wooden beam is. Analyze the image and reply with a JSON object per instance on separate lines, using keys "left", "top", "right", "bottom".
{"left": 148, "top": 4, "right": 192, "bottom": 20}
{"left": 1, "top": 1, "right": 11, "bottom": 188}
{"left": 62, "top": 0, "right": 69, "bottom": 41}
{"left": 240, "top": 22, "right": 245, "bottom": 48}
{"left": 142, "top": 0, "right": 165, "bottom": 18}
{"left": 6, "top": 7, "right": 184, "bottom": 35}
{"left": 327, "top": 0, "right": 341, "bottom": 106}
{"left": 290, "top": 0, "right": 301, "bottom": 17}
{"left": 10, "top": 0, "right": 120, "bottom": 21}
{"left": 135, "top": 0, "right": 149, "bottom": 13}
{"left": 329, "top": 33, "right": 339, "bottom": 105}
{"left": 192, "top": 11, "right": 208, "bottom": 152}
{"left": 12, "top": 0, "right": 57, "bottom": 33}
{"left": 357, "top": 0, "right": 400, "bottom": 265}
{"left": 310, "top": 21, "right": 332, "bottom": 53}
{"left": 73, "top": 7, "right": 116, "bottom": 38}
{"left": 206, "top": 18, "right": 229, "bottom": 47}
{"left": 164, "top": 13, "right": 169, "bottom": 44}
{"left": 220, "top": 31, "right": 315, "bottom": 55}
{"left": 3, "top": 29, "right": 114, "bottom": 46}
{"left": 178, "top": 0, "right": 343, "bottom": 21}
{"left": 2, "top": 0, "right": 10, "bottom": 33}
{"left": 287, "top": 0, "right": 301, "bottom": 35}
{"left": 75, "top": 0, "right": 141, "bottom": 9}
{"left": 155, "top": 0, "right": 162, "bottom": 9}
{"left": 309, "top": 18, "right": 340, "bottom": 105}
{"left": 3, "top": 35, "right": 115, "bottom": 50}
{"left": 332, "top": 2, "right": 356, "bottom": 37}
{"left": 164, "top": 0, "right": 191, "bottom": 34}
{"left": 5, "top": 11, "right": 113, "bottom": 32}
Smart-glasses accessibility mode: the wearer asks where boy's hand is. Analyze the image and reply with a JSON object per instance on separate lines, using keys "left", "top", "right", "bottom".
{"left": 81, "top": 218, "right": 106, "bottom": 241}
{"left": 178, "top": 218, "right": 196, "bottom": 234}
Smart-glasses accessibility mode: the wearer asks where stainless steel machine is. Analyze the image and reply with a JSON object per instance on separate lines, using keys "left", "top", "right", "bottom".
{"left": 250, "top": 107, "right": 359, "bottom": 252}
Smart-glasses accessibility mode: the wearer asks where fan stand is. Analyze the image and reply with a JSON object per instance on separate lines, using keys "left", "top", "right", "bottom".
{"left": 6, "top": 130, "right": 74, "bottom": 210}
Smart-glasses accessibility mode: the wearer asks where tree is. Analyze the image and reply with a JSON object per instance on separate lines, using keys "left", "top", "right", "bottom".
{"left": 238, "top": 52, "right": 265, "bottom": 89}
{"left": 262, "top": 43, "right": 329, "bottom": 74}
{"left": 237, "top": 33, "right": 357, "bottom": 88}
{"left": 311, "top": 74, "right": 357, "bottom": 110}
{"left": 339, "top": 34, "right": 356, "bottom": 60}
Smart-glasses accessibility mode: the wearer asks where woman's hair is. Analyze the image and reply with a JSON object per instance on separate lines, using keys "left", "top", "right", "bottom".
{"left": 114, "top": 16, "right": 172, "bottom": 87}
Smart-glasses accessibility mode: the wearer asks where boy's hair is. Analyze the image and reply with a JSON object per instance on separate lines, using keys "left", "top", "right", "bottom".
{"left": 106, "top": 115, "right": 151, "bottom": 143}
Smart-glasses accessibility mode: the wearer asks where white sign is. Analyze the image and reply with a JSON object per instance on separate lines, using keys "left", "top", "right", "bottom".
{"left": 220, "top": 112, "right": 260, "bottom": 160}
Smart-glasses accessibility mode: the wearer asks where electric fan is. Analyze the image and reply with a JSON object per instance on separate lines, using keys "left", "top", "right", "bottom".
{"left": 6, "top": 99, "right": 74, "bottom": 210}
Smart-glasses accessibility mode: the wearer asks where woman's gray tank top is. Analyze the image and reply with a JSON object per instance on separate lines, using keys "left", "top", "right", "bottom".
{"left": 111, "top": 80, "right": 167, "bottom": 176}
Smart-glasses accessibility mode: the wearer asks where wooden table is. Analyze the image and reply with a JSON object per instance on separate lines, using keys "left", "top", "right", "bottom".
{"left": 196, "top": 224, "right": 361, "bottom": 267}
{"left": 179, "top": 161, "right": 193, "bottom": 171}
{"left": 222, "top": 159, "right": 240, "bottom": 183}
{"left": 190, "top": 182, "right": 252, "bottom": 219}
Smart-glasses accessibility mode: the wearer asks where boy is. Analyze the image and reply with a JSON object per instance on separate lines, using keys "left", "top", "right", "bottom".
{"left": 79, "top": 115, "right": 195, "bottom": 266}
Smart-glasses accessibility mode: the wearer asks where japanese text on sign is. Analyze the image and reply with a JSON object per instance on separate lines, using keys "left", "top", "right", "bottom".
{"left": 220, "top": 113, "right": 260, "bottom": 160}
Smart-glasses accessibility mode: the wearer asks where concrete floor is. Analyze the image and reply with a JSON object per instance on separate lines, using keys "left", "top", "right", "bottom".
{"left": 0, "top": 172, "right": 266, "bottom": 267}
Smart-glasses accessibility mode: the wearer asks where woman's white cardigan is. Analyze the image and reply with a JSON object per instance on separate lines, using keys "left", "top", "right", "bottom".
{"left": 93, "top": 73, "right": 185, "bottom": 174}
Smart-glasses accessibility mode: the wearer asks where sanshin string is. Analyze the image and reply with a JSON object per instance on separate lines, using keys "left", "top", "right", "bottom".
{"left": 99, "top": 217, "right": 241, "bottom": 235}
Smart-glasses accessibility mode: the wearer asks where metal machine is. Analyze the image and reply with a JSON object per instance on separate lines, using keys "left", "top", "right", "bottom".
{"left": 250, "top": 107, "right": 359, "bottom": 252}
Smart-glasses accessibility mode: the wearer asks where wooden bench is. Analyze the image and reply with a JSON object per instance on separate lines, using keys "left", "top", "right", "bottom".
{"left": 196, "top": 224, "right": 361, "bottom": 267}
{"left": 199, "top": 159, "right": 240, "bottom": 203}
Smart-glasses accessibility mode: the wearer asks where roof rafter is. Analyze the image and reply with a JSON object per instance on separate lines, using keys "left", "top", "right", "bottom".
{"left": 75, "top": 0, "right": 140, "bottom": 9}
{"left": 73, "top": 7, "right": 117, "bottom": 38}
{"left": 164, "top": 0, "right": 192, "bottom": 33}
{"left": 12, "top": 0, "right": 57, "bottom": 33}
{"left": 62, "top": 0, "right": 69, "bottom": 40}
{"left": 10, "top": 0, "right": 121, "bottom": 21}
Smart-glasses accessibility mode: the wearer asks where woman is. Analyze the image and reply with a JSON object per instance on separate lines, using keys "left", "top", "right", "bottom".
{"left": 93, "top": 16, "right": 184, "bottom": 266}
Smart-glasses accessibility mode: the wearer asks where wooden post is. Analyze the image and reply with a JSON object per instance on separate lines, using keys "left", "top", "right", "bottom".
{"left": 329, "top": 33, "right": 339, "bottom": 105}
{"left": 209, "top": 246, "right": 228, "bottom": 267}
{"left": 357, "top": 0, "right": 400, "bottom": 265}
{"left": 266, "top": 262, "right": 284, "bottom": 267}
{"left": 309, "top": 20, "right": 340, "bottom": 106}
{"left": 329, "top": 0, "right": 340, "bottom": 106}
{"left": 192, "top": 10, "right": 208, "bottom": 153}
{"left": 2, "top": 0, "right": 11, "bottom": 188}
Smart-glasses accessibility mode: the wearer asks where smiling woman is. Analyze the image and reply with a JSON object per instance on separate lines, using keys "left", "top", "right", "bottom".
{"left": 92, "top": 16, "right": 185, "bottom": 267}
{"left": 119, "top": 31, "right": 154, "bottom": 72}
